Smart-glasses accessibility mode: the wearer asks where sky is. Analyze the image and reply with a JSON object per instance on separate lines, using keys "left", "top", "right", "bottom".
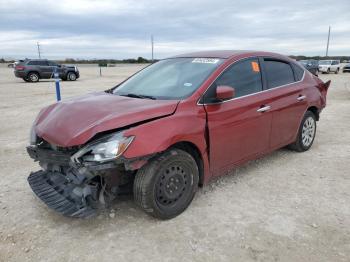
{"left": 0, "top": 0, "right": 349, "bottom": 59}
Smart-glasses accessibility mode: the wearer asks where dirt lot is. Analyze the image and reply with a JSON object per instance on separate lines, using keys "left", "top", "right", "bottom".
{"left": 0, "top": 64, "right": 349, "bottom": 262}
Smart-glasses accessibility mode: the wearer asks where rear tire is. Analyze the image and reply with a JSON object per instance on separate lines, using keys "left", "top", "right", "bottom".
{"left": 27, "top": 72, "right": 39, "bottom": 82}
{"left": 67, "top": 72, "right": 77, "bottom": 81}
{"left": 133, "top": 149, "right": 199, "bottom": 220}
{"left": 327, "top": 68, "right": 330, "bottom": 74}
{"left": 289, "top": 111, "right": 317, "bottom": 152}
{"left": 335, "top": 68, "right": 339, "bottom": 74}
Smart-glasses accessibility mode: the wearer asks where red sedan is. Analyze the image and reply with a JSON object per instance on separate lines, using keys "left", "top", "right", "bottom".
{"left": 27, "top": 50, "right": 330, "bottom": 219}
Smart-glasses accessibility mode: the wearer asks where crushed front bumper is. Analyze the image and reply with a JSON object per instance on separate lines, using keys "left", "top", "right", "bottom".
{"left": 26, "top": 145, "right": 117, "bottom": 218}
{"left": 28, "top": 170, "right": 96, "bottom": 218}
{"left": 26, "top": 144, "right": 144, "bottom": 218}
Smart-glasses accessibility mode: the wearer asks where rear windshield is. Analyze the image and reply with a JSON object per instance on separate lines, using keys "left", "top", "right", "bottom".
{"left": 113, "top": 58, "right": 224, "bottom": 100}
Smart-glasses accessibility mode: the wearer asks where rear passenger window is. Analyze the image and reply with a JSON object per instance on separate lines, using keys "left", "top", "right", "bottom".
{"left": 264, "top": 60, "right": 295, "bottom": 89}
{"left": 292, "top": 63, "right": 305, "bottom": 81}
{"left": 27, "top": 61, "right": 48, "bottom": 66}
{"left": 204, "top": 58, "right": 262, "bottom": 102}
{"left": 39, "top": 61, "right": 48, "bottom": 66}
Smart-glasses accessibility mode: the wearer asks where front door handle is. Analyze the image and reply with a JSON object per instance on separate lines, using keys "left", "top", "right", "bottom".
{"left": 297, "top": 95, "right": 306, "bottom": 101}
{"left": 257, "top": 105, "right": 271, "bottom": 112}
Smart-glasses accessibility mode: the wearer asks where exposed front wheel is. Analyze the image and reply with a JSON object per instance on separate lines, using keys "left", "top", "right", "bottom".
{"left": 133, "top": 149, "right": 199, "bottom": 219}
{"left": 289, "top": 111, "right": 317, "bottom": 152}
{"left": 67, "top": 72, "right": 77, "bottom": 81}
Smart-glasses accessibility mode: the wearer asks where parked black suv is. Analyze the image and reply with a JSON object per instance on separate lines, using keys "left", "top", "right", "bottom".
{"left": 14, "top": 59, "right": 80, "bottom": 82}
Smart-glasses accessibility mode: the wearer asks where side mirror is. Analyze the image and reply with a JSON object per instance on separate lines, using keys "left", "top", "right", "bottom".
{"left": 216, "top": 85, "right": 235, "bottom": 101}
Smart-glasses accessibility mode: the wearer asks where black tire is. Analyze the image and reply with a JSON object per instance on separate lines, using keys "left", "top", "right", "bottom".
{"left": 27, "top": 72, "right": 39, "bottom": 82}
{"left": 335, "top": 68, "right": 339, "bottom": 74}
{"left": 133, "top": 149, "right": 199, "bottom": 220}
{"left": 67, "top": 72, "right": 77, "bottom": 81}
{"left": 327, "top": 68, "right": 330, "bottom": 74}
{"left": 23, "top": 77, "right": 30, "bottom": 82}
{"left": 289, "top": 111, "right": 317, "bottom": 152}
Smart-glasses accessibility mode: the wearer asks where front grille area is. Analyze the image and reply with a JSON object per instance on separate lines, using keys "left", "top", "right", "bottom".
{"left": 27, "top": 146, "right": 72, "bottom": 166}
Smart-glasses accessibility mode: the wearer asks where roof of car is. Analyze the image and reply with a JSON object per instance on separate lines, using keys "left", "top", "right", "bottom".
{"left": 170, "top": 50, "right": 285, "bottom": 59}
{"left": 27, "top": 59, "right": 49, "bottom": 61}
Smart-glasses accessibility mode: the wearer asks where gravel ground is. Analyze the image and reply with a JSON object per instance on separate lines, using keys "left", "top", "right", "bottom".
{"left": 0, "top": 64, "right": 349, "bottom": 262}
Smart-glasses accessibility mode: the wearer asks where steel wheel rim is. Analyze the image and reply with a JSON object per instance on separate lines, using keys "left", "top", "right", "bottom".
{"left": 30, "top": 74, "right": 38, "bottom": 82}
{"left": 156, "top": 163, "right": 192, "bottom": 207}
{"left": 302, "top": 116, "right": 315, "bottom": 147}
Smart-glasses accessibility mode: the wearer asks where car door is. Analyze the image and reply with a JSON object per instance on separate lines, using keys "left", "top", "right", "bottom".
{"left": 47, "top": 61, "right": 62, "bottom": 78}
{"left": 40, "top": 60, "right": 54, "bottom": 78}
{"left": 202, "top": 57, "right": 273, "bottom": 175}
{"left": 261, "top": 58, "right": 308, "bottom": 149}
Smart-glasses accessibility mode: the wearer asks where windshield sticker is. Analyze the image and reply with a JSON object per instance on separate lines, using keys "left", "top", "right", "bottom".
{"left": 251, "top": 61, "right": 260, "bottom": 72}
{"left": 192, "top": 58, "right": 219, "bottom": 64}
{"left": 184, "top": 83, "right": 193, "bottom": 87}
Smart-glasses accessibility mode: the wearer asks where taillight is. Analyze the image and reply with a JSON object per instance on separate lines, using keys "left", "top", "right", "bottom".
{"left": 15, "top": 65, "right": 25, "bottom": 70}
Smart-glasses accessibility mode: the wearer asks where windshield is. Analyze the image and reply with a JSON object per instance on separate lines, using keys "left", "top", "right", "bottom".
{"left": 113, "top": 58, "right": 224, "bottom": 100}
{"left": 319, "top": 60, "right": 331, "bottom": 65}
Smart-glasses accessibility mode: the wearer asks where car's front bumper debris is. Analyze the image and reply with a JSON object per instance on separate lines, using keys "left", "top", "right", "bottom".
{"left": 28, "top": 170, "right": 97, "bottom": 218}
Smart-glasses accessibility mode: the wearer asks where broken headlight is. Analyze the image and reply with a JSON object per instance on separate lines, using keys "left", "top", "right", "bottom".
{"left": 71, "top": 132, "right": 134, "bottom": 163}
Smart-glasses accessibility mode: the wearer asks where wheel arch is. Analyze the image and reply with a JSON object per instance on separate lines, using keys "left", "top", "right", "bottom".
{"left": 66, "top": 70, "right": 76, "bottom": 76}
{"left": 170, "top": 141, "right": 205, "bottom": 187}
{"left": 26, "top": 71, "right": 41, "bottom": 78}
{"left": 307, "top": 106, "right": 320, "bottom": 121}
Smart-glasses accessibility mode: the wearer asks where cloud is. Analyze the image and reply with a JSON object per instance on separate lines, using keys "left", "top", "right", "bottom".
{"left": 0, "top": 0, "right": 349, "bottom": 59}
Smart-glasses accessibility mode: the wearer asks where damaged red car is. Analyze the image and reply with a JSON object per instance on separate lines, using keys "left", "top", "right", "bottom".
{"left": 27, "top": 50, "right": 330, "bottom": 219}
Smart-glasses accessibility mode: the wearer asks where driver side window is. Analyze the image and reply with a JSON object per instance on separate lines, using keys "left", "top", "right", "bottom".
{"left": 203, "top": 58, "right": 263, "bottom": 103}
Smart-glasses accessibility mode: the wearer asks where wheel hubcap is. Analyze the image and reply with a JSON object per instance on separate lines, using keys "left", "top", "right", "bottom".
{"left": 30, "top": 74, "right": 38, "bottom": 81}
{"left": 156, "top": 165, "right": 189, "bottom": 206}
{"left": 302, "top": 117, "right": 315, "bottom": 147}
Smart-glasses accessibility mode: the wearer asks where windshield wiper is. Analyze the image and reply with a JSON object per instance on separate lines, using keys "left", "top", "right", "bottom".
{"left": 120, "top": 93, "right": 157, "bottom": 100}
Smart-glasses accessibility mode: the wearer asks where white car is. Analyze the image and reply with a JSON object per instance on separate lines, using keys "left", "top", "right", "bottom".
{"left": 318, "top": 60, "right": 340, "bottom": 74}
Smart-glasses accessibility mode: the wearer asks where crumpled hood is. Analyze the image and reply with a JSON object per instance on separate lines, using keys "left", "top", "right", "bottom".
{"left": 35, "top": 92, "right": 179, "bottom": 147}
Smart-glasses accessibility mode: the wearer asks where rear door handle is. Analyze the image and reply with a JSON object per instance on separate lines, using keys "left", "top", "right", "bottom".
{"left": 257, "top": 105, "right": 271, "bottom": 112}
{"left": 297, "top": 95, "right": 306, "bottom": 101}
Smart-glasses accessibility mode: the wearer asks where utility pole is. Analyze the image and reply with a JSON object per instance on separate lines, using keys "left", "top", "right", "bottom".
{"left": 325, "top": 26, "right": 331, "bottom": 57}
{"left": 151, "top": 35, "right": 154, "bottom": 62}
{"left": 37, "top": 42, "right": 41, "bottom": 59}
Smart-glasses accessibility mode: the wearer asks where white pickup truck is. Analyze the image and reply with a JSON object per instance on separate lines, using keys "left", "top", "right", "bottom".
{"left": 318, "top": 60, "right": 340, "bottom": 74}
